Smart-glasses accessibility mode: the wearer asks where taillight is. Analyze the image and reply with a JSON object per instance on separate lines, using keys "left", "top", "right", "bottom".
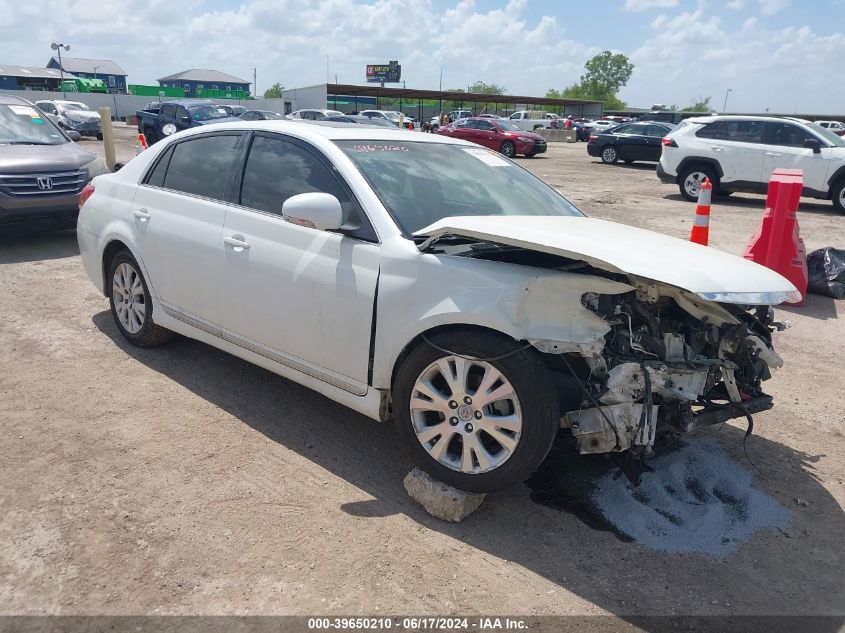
{"left": 589, "top": 134, "right": 598, "bottom": 141}
{"left": 78, "top": 183, "right": 95, "bottom": 209}
{"left": 661, "top": 137, "right": 677, "bottom": 147}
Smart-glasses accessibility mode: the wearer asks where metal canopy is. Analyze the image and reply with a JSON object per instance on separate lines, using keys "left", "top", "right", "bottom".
{"left": 327, "top": 83, "right": 602, "bottom": 108}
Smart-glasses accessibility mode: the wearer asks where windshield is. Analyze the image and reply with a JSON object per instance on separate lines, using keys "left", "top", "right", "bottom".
{"left": 336, "top": 140, "right": 583, "bottom": 234}
{"left": 61, "top": 103, "right": 89, "bottom": 111}
{"left": 383, "top": 112, "right": 402, "bottom": 121}
{"left": 263, "top": 111, "right": 284, "bottom": 120}
{"left": 0, "top": 103, "right": 67, "bottom": 145}
{"left": 187, "top": 104, "right": 232, "bottom": 121}
{"left": 809, "top": 123, "right": 845, "bottom": 147}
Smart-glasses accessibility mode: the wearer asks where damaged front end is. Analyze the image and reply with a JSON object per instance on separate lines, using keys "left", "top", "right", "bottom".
{"left": 558, "top": 280, "right": 788, "bottom": 459}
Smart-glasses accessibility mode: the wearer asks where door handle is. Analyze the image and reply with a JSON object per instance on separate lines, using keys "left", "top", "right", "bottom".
{"left": 133, "top": 208, "right": 151, "bottom": 221}
{"left": 710, "top": 147, "right": 724, "bottom": 152}
{"left": 223, "top": 235, "right": 250, "bottom": 251}
{"left": 764, "top": 151, "right": 781, "bottom": 157}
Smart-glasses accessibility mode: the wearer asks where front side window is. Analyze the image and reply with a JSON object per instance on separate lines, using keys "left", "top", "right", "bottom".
{"left": 476, "top": 121, "right": 495, "bottom": 131}
{"left": 161, "top": 134, "right": 241, "bottom": 201}
{"left": 766, "top": 122, "right": 819, "bottom": 148}
{"left": 187, "top": 104, "right": 231, "bottom": 121}
{"left": 337, "top": 140, "right": 582, "bottom": 234}
{"left": 239, "top": 135, "right": 349, "bottom": 215}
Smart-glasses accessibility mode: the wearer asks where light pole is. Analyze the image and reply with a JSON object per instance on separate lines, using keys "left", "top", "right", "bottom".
{"left": 723, "top": 88, "right": 732, "bottom": 113}
{"left": 51, "top": 42, "right": 70, "bottom": 98}
{"left": 92, "top": 65, "right": 99, "bottom": 91}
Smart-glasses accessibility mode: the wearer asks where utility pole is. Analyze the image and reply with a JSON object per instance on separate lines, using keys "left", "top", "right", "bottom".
{"left": 253, "top": 67, "right": 257, "bottom": 98}
{"left": 722, "top": 88, "right": 732, "bottom": 113}
{"left": 51, "top": 42, "right": 70, "bottom": 98}
{"left": 326, "top": 55, "right": 329, "bottom": 84}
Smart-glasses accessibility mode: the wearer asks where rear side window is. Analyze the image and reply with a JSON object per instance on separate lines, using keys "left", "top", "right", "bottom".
{"left": 160, "top": 104, "right": 176, "bottom": 119}
{"left": 145, "top": 146, "right": 174, "bottom": 187}
{"left": 696, "top": 121, "right": 725, "bottom": 139}
{"left": 725, "top": 120, "right": 763, "bottom": 143}
{"left": 161, "top": 134, "right": 241, "bottom": 201}
{"left": 646, "top": 125, "right": 669, "bottom": 137}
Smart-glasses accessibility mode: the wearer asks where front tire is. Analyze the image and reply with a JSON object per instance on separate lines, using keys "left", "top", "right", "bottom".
{"left": 831, "top": 179, "right": 845, "bottom": 214}
{"left": 500, "top": 140, "right": 517, "bottom": 158}
{"left": 679, "top": 165, "right": 718, "bottom": 201}
{"left": 108, "top": 250, "right": 174, "bottom": 347}
{"left": 601, "top": 146, "right": 619, "bottom": 164}
{"left": 393, "top": 330, "right": 559, "bottom": 493}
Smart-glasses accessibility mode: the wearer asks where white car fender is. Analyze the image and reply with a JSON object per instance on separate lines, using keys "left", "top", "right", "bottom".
{"left": 370, "top": 240, "right": 633, "bottom": 390}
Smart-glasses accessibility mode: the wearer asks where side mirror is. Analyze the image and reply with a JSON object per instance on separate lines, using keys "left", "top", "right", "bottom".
{"left": 804, "top": 138, "right": 823, "bottom": 153}
{"left": 282, "top": 193, "right": 345, "bottom": 230}
{"left": 66, "top": 130, "right": 82, "bottom": 142}
{"left": 162, "top": 123, "right": 177, "bottom": 136}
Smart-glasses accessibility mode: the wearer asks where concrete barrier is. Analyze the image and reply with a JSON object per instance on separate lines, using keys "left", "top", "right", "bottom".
{"left": 537, "top": 129, "right": 577, "bottom": 143}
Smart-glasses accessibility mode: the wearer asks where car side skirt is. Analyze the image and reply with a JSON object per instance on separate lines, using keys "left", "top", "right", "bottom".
{"left": 154, "top": 302, "right": 384, "bottom": 422}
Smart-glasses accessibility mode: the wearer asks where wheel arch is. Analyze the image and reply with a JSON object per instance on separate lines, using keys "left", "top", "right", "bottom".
{"left": 676, "top": 157, "right": 724, "bottom": 181}
{"left": 826, "top": 165, "right": 845, "bottom": 196}
{"left": 389, "top": 323, "right": 521, "bottom": 393}
{"left": 101, "top": 240, "right": 131, "bottom": 296}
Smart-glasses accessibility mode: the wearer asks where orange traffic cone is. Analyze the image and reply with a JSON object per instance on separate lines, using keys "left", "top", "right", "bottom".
{"left": 689, "top": 178, "right": 712, "bottom": 245}
{"left": 138, "top": 133, "right": 148, "bottom": 150}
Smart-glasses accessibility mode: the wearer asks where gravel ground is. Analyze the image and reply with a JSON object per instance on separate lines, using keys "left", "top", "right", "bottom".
{"left": 1, "top": 126, "right": 843, "bottom": 623}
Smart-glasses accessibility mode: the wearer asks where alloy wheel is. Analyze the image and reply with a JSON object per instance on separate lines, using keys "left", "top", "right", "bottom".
{"left": 112, "top": 262, "right": 146, "bottom": 334}
{"left": 684, "top": 171, "right": 708, "bottom": 198}
{"left": 409, "top": 356, "right": 523, "bottom": 474}
{"left": 602, "top": 147, "right": 617, "bottom": 163}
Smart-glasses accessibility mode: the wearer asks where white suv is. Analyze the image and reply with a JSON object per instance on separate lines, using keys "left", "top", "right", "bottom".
{"left": 657, "top": 115, "right": 845, "bottom": 213}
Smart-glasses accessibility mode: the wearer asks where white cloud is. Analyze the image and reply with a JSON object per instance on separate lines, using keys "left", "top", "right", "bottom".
{"left": 726, "top": 0, "right": 790, "bottom": 14}
{"left": 624, "top": 0, "right": 680, "bottom": 12}
{"left": 626, "top": 3, "right": 845, "bottom": 112}
{"left": 758, "top": 0, "right": 789, "bottom": 15}
{"left": 0, "top": 0, "right": 842, "bottom": 112}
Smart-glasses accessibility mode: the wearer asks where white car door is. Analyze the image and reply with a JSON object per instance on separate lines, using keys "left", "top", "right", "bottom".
{"left": 762, "top": 121, "right": 833, "bottom": 194}
{"left": 129, "top": 132, "right": 243, "bottom": 324}
{"left": 697, "top": 119, "right": 766, "bottom": 191}
{"left": 217, "top": 132, "right": 380, "bottom": 389}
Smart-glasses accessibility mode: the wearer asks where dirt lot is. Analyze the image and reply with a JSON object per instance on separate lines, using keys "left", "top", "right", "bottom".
{"left": 1, "top": 126, "right": 843, "bottom": 624}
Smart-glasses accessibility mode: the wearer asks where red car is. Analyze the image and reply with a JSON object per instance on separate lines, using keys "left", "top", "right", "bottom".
{"left": 436, "top": 117, "right": 547, "bottom": 158}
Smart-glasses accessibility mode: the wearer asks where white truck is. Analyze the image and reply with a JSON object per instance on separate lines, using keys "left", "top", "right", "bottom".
{"left": 507, "top": 110, "right": 561, "bottom": 131}
{"left": 508, "top": 110, "right": 563, "bottom": 132}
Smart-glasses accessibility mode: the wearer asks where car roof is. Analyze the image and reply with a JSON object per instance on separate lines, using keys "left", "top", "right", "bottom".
{"left": 168, "top": 119, "right": 469, "bottom": 144}
{"left": 0, "top": 94, "right": 31, "bottom": 105}
{"left": 683, "top": 114, "right": 813, "bottom": 125}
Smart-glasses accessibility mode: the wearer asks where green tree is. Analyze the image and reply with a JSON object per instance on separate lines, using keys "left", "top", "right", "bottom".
{"left": 550, "top": 51, "right": 634, "bottom": 110}
{"left": 263, "top": 82, "right": 284, "bottom": 98}
{"left": 682, "top": 96, "right": 712, "bottom": 112}
{"left": 581, "top": 50, "right": 634, "bottom": 96}
{"left": 466, "top": 81, "right": 506, "bottom": 95}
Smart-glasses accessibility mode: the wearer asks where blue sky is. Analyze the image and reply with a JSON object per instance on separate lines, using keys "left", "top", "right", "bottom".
{"left": 1, "top": 0, "right": 843, "bottom": 112}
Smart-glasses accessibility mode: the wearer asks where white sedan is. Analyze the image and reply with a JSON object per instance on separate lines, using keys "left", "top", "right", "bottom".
{"left": 77, "top": 121, "right": 797, "bottom": 492}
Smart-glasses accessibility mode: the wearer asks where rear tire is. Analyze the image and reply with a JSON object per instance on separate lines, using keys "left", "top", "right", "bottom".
{"left": 393, "top": 330, "right": 559, "bottom": 493}
{"left": 143, "top": 126, "right": 158, "bottom": 145}
{"left": 678, "top": 164, "right": 718, "bottom": 201}
{"left": 601, "top": 146, "right": 619, "bottom": 164}
{"left": 108, "top": 250, "right": 174, "bottom": 347}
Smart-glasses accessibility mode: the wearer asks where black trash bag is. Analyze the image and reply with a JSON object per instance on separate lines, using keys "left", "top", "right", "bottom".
{"left": 807, "top": 247, "right": 845, "bottom": 300}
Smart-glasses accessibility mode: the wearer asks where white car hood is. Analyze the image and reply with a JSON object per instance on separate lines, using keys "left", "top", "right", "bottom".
{"left": 414, "top": 216, "right": 800, "bottom": 305}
